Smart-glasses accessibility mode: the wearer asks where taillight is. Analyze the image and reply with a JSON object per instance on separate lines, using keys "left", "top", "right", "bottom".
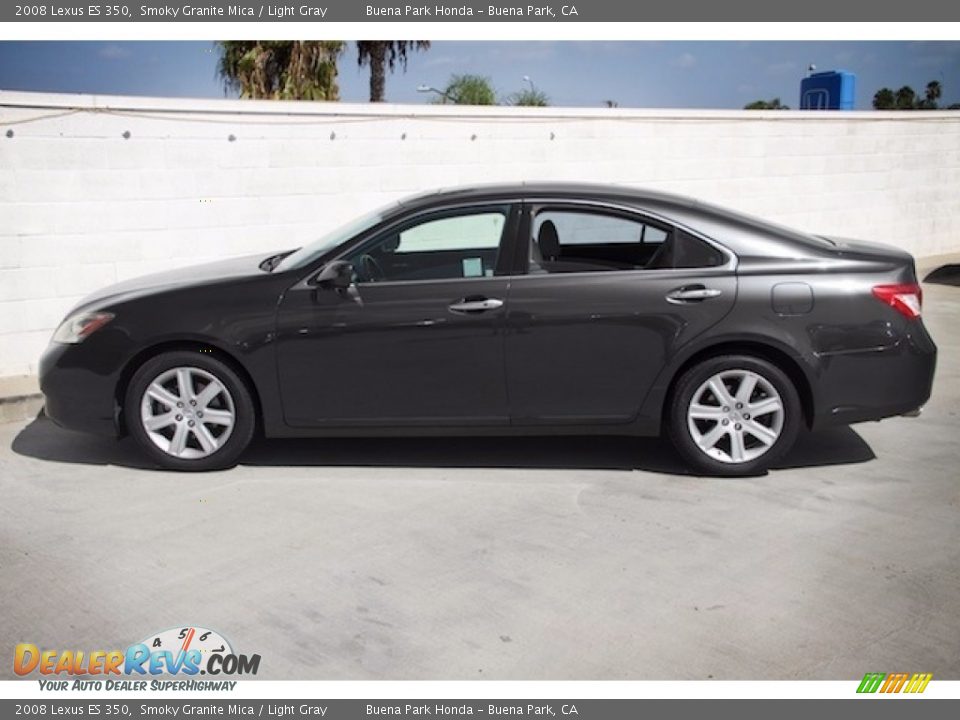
{"left": 872, "top": 283, "right": 923, "bottom": 319}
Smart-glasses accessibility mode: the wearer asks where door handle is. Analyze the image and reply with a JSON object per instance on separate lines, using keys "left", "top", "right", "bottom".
{"left": 448, "top": 297, "right": 504, "bottom": 314}
{"left": 665, "top": 286, "right": 723, "bottom": 304}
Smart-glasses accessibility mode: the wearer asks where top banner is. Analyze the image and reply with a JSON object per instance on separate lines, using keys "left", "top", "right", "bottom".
{"left": 5, "top": 0, "right": 960, "bottom": 22}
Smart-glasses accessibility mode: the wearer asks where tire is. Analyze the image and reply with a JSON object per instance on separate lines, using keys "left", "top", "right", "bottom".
{"left": 666, "top": 354, "right": 801, "bottom": 476}
{"left": 125, "top": 351, "right": 256, "bottom": 471}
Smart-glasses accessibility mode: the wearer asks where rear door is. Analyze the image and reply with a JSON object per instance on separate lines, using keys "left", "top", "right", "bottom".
{"left": 504, "top": 201, "right": 737, "bottom": 425}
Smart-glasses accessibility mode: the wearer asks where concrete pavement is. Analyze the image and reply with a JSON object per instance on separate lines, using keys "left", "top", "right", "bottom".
{"left": 2, "top": 281, "right": 959, "bottom": 681}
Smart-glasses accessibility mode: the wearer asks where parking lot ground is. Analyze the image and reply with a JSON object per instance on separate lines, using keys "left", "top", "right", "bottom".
{"left": 2, "top": 281, "right": 959, "bottom": 681}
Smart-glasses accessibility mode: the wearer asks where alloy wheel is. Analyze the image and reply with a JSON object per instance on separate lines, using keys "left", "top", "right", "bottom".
{"left": 686, "top": 369, "right": 785, "bottom": 464}
{"left": 139, "top": 366, "right": 236, "bottom": 460}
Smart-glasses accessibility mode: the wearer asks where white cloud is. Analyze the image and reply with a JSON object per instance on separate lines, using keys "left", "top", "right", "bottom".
{"left": 672, "top": 52, "right": 697, "bottom": 69}
{"left": 485, "top": 43, "right": 558, "bottom": 64}
{"left": 766, "top": 60, "right": 798, "bottom": 76}
{"left": 98, "top": 44, "right": 131, "bottom": 60}
{"left": 420, "top": 54, "right": 461, "bottom": 69}
{"left": 910, "top": 52, "right": 953, "bottom": 68}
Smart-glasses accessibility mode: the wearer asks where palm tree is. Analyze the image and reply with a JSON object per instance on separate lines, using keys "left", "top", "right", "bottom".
{"left": 217, "top": 41, "right": 345, "bottom": 100}
{"left": 873, "top": 88, "right": 896, "bottom": 110}
{"left": 356, "top": 41, "right": 430, "bottom": 102}
{"left": 923, "top": 80, "right": 942, "bottom": 109}
{"left": 894, "top": 86, "right": 917, "bottom": 110}
{"left": 873, "top": 80, "right": 945, "bottom": 110}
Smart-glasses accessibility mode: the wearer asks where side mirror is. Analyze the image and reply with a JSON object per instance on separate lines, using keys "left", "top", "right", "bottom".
{"left": 313, "top": 260, "right": 354, "bottom": 290}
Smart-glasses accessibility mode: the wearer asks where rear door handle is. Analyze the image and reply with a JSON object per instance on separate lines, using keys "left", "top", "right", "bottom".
{"left": 448, "top": 297, "right": 504, "bottom": 314}
{"left": 666, "top": 286, "right": 723, "bottom": 304}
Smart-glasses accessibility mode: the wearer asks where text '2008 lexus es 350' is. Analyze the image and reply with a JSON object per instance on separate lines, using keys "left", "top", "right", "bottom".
{"left": 39, "top": 183, "right": 937, "bottom": 475}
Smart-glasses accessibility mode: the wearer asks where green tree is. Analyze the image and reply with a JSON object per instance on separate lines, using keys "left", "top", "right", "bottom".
{"left": 509, "top": 87, "right": 550, "bottom": 107}
{"left": 217, "top": 41, "right": 345, "bottom": 100}
{"left": 434, "top": 74, "right": 497, "bottom": 105}
{"left": 895, "top": 86, "right": 917, "bottom": 110}
{"left": 356, "top": 41, "right": 430, "bottom": 102}
{"left": 743, "top": 97, "right": 789, "bottom": 110}
{"left": 873, "top": 80, "right": 946, "bottom": 110}
{"left": 920, "top": 80, "right": 942, "bottom": 109}
{"left": 873, "top": 87, "right": 896, "bottom": 110}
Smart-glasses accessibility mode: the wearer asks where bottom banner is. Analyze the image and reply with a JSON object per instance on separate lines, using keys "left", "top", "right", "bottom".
{"left": 1, "top": 699, "right": 958, "bottom": 720}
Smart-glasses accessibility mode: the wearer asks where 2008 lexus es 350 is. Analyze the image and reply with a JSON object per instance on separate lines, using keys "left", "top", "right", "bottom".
{"left": 39, "top": 184, "right": 937, "bottom": 475}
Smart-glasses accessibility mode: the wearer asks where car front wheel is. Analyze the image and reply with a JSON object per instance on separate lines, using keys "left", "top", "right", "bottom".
{"left": 125, "top": 351, "right": 256, "bottom": 471}
{"left": 667, "top": 355, "right": 801, "bottom": 476}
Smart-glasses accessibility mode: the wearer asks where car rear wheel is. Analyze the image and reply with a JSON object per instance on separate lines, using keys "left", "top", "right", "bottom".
{"left": 125, "top": 351, "right": 255, "bottom": 471}
{"left": 667, "top": 355, "right": 801, "bottom": 476}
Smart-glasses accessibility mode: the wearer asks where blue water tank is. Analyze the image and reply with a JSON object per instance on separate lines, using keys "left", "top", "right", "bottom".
{"left": 800, "top": 71, "right": 856, "bottom": 110}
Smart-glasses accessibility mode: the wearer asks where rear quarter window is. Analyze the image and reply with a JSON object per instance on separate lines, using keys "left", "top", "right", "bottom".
{"left": 670, "top": 229, "right": 727, "bottom": 268}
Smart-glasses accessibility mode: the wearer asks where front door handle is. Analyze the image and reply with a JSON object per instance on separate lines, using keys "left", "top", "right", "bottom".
{"left": 666, "top": 286, "right": 723, "bottom": 304}
{"left": 448, "top": 297, "right": 504, "bottom": 314}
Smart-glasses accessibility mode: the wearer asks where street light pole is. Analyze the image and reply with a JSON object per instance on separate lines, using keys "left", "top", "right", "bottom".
{"left": 417, "top": 84, "right": 454, "bottom": 103}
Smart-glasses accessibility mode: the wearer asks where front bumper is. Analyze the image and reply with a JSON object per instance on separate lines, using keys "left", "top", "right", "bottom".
{"left": 39, "top": 341, "right": 121, "bottom": 437}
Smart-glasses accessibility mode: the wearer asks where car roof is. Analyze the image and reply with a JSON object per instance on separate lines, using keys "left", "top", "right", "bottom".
{"left": 398, "top": 182, "right": 832, "bottom": 258}
{"left": 398, "top": 182, "right": 700, "bottom": 209}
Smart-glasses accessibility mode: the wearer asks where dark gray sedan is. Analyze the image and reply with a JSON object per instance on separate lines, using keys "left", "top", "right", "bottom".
{"left": 39, "top": 183, "right": 936, "bottom": 475}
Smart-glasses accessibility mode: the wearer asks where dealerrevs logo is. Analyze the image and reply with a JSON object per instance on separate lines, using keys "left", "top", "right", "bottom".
{"left": 14, "top": 626, "right": 260, "bottom": 678}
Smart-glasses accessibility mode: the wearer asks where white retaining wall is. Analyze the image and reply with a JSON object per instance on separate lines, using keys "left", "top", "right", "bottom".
{"left": 1, "top": 90, "right": 959, "bottom": 377}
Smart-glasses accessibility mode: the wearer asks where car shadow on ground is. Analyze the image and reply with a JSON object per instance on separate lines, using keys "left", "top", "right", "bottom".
{"left": 11, "top": 412, "right": 876, "bottom": 476}
{"left": 924, "top": 264, "right": 960, "bottom": 286}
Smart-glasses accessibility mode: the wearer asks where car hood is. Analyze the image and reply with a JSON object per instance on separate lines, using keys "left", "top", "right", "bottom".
{"left": 72, "top": 253, "right": 270, "bottom": 312}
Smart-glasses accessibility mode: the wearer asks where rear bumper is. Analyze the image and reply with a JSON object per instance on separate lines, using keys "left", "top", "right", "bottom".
{"left": 812, "top": 321, "right": 937, "bottom": 428}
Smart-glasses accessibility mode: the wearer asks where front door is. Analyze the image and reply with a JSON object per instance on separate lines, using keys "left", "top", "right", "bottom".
{"left": 276, "top": 203, "right": 518, "bottom": 427}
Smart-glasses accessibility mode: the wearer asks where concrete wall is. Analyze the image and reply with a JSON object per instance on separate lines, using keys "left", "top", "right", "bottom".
{"left": 2, "top": 90, "right": 959, "bottom": 378}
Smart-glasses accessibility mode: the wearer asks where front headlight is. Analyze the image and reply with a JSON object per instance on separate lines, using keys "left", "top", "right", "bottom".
{"left": 52, "top": 311, "right": 115, "bottom": 344}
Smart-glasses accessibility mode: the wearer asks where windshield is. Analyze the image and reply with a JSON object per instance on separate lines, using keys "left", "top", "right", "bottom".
{"left": 273, "top": 202, "right": 397, "bottom": 272}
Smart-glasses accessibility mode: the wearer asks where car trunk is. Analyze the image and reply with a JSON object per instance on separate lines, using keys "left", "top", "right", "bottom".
{"left": 820, "top": 236, "right": 918, "bottom": 281}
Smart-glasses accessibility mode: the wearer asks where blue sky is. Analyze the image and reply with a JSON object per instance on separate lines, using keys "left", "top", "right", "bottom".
{"left": 0, "top": 41, "right": 957, "bottom": 109}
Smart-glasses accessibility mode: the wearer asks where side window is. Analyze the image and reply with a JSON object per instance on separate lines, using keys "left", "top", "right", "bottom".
{"left": 529, "top": 208, "right": 722, "bottom": 273}
{"left": 349, "top": 206, "right": 509, "bottom": 283}
{"left": 530, "top": 209, "right": 667, "bottom": 273}
{"left": 644, "top": 226, "right": 669, "bottom": 246}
